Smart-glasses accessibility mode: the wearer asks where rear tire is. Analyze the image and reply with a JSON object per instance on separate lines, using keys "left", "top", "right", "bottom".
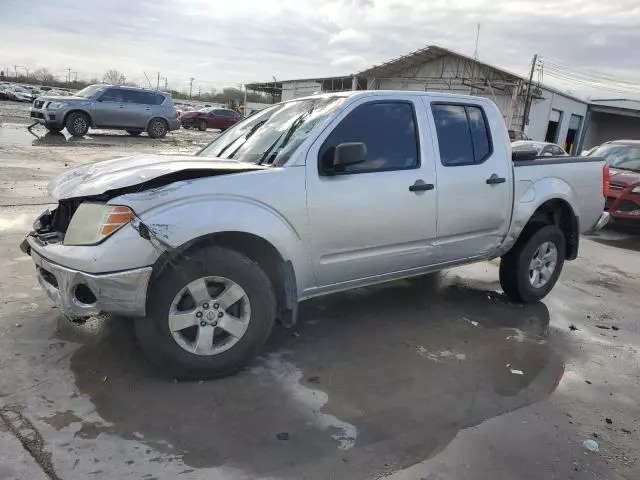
{"left": 499, "top": 224, "right": 566, "bottom": 303}
{"left": 198, "top": 120, "right": 207, "bottom": 131}
{"left": 65, "top": 111, "right": 90, "bottom": 137}
{"left": 135, "top": 246, "right": 277, "bottom": 379}
{"left": 126, "top": 130, "right": 142, "bottom": 136}
{"left": 147, "top": 118, "right": 168, "bottom": 139}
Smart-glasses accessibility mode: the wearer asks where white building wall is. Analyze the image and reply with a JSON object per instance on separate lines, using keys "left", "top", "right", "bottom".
{"left": 583, "top": 111, "right": 640, "bottom": 149}
{"left": 281, "top": 80, "right": 321, "bottom": 101}
{"left": 368, "top": 54, "right": 525, "bottom": 130}
{"left": 525, "top": 89, "right": 588, "bottom": 147}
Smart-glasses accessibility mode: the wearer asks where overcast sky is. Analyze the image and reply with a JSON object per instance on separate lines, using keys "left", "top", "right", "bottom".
{"left": 2, "top": 0, "right": 640, "bottom": 97}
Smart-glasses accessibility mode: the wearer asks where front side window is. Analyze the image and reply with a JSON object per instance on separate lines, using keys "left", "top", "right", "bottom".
{"left": 100, "top": 88, "right": 124, "bottom": 102}
{"left": 432, "top": 104, "right": 492, "bottom": 166}
{"left": 318, "top": 101, "right": 419, "bottom": 175}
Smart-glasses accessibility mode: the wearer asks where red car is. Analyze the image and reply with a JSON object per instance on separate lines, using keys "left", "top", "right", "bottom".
{"left": 180, "top": 107, "right": 243, "bottom": 131}
{"left": 588, "top": 140, "right": 640, "bottom": 226}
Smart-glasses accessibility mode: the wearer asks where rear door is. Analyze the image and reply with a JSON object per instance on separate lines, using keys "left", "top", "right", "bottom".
{"left": 306, "top": 95, "right": 438, "bottom": 288}
{"left": 426, "top": 99, "right": 512, "bottom": 262}
{"left": 121, "top": 90, "right": 154, "bottom": 128}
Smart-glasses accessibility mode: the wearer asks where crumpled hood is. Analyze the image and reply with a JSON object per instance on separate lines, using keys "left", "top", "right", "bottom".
{"left": 49, "top": 154, "right": 266, "bottom": 200}
{"left": 609, "top": 168, "right": 640, "bottom": 187}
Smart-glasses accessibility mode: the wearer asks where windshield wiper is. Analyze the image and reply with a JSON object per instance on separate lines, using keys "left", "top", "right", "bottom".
{"left": 218, "top": 119, "right": 268, "bottom": 158}
{"left": 258, "top": 108, "right": 314, "bottom": 165}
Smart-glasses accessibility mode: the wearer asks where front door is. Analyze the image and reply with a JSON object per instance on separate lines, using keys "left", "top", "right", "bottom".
{"left": 92, "top": 88, "right": 140, "bottom": 128}
{"left": 426, "top": 99, "right": 511, "bottom": 262}
{"left": 306, "top": 96, "right": 438, "bottom": 288}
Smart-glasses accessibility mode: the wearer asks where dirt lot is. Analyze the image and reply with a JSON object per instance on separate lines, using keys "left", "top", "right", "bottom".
{"left": 1, "top": 99, "right": 640, "bottom": 480}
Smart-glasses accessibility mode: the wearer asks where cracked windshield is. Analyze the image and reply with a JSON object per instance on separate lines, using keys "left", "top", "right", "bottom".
{"left": 1, "top": 0, "right": 639, "bottom": 479}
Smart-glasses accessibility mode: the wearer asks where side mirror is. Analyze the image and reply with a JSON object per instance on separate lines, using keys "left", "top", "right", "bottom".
{"left": 333, "top": 142, "right": 367, "bottom": 170}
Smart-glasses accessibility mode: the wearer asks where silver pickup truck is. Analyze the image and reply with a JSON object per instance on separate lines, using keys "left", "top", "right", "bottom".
{"left": 22, "top": 91, "right": 609, "bottom": 378}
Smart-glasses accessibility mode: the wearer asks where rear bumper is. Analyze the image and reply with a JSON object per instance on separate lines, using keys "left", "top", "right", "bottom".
{"left": 168, "top": 119, "right": 181, "bottom": 131}
{"left": 585, "top": 211, "right": 610, "bottom": 234}
{"left": 27, "top": 237, "right": 152, "bottom": 319}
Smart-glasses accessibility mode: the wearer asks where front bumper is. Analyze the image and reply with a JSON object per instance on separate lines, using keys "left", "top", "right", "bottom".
{"left": 29, "top": 107, "right": 65, "bottom": 128}
{"left": 26, "top": 237, "right": 152, "bottom": 319}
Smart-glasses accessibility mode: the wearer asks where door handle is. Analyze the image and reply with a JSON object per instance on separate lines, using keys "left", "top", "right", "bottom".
{"left": 486, "top": 174, "right": 506, "bottom": 185}
{"left": 409, "top": 180, "right": 435, "bottom": 192}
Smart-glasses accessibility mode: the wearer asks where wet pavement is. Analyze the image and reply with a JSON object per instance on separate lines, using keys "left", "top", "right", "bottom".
{"left": 1, "top": 98, "right": 639, "bottom": 479}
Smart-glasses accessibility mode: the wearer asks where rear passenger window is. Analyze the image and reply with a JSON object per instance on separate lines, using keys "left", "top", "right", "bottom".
{"left": 432, "top": 104, "right": 492, "bottom": 166}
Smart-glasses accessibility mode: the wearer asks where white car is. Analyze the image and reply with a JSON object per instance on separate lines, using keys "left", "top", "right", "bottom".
{"left": 7, "top": 86, "right": 33, "bottom": 102}
{"left": 512, "top": 141, "right": 568, "bottom": 157}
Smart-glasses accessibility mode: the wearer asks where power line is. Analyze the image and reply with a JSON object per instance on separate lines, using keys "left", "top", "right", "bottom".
{"left": 540, "top": 56, "right": 640, "bottom": 86}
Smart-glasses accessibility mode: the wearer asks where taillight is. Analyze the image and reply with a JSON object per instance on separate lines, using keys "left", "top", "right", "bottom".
{"left": 603, "top": 164, "right": 610, "bottom": 198}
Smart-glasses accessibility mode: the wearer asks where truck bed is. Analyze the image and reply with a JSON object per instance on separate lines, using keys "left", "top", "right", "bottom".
{"left": 512, "top": 156, "right": 605, "bottom": 234}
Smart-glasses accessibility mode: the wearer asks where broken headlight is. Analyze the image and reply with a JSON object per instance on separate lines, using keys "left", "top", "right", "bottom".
{"left": 63, "top": 203, "right": 134, "bottom": 245}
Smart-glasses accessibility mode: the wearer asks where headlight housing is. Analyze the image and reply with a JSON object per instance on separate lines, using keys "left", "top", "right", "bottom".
{"left": 63, "top": 203, "right": 134, "bottom": 245}
{"left": 631, "top": 185, "right": 640, "bottom": 194}
{"left": 47, "top": 101, "right": 67, "bottom": 110}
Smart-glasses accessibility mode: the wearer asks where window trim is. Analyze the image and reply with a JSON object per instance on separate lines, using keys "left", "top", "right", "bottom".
{"left": 431, "top": 102, "right": 493, "bottom": 167}
{"left": 318, "top": 100, "right": 422, "bottom": 176}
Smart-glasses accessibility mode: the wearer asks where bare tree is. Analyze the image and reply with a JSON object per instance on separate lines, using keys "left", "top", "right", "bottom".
{"left": 103, "top": 69, "right": 126, "bottom": 85}
{"left": 33, "top": 68, "right": 55, "bottom": 85}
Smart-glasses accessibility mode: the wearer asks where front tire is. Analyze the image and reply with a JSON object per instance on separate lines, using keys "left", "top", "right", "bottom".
{"left": 147, "top": 118, "right": 168, "bottom": 138}
{"left": 499, "top": 224, "right": 566, "bottom": 303}
{"left": 65, "top": 111, "right": 90, "bottom": 137}
{"left": 135, "top": 246, "right": 276, "bottom": 379}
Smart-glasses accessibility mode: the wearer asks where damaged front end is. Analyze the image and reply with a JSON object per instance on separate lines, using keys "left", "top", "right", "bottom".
{"left": 23, "top": 154, "right": 266, "bottom": 322}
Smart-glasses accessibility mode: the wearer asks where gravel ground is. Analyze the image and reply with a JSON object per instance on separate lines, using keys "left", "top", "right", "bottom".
{"left": 0, "top": 99, "right": 639, "bottom": 480}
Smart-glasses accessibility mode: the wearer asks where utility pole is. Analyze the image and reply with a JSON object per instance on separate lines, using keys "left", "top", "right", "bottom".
{"left": 243, "top": 83, "right": 247, "bottom": 115}
{"left": 156, "top": 72, "right": 160, "bottom": 91}
{"left": 189, "top": 77, "right": 194, "bottom": 99}
{"left": 74, "top": 72, "right": 78, "bottom": 82}
{"left": 67, "top": 67, "right": 72, "bottom": 84}
{"left": 13, "top": 65, "right": 19, "bottom": 79}
{"left": 163, "top": 77, "right": 168, "bottom": 90}
{"left": 521, "top": 54, "right": 538, "bottom": 132}
{"left": 473, "top": 24, "right": 481, "bottom": 60}
{"left": 143, "top": 72, "right": 153, "bottom": 89}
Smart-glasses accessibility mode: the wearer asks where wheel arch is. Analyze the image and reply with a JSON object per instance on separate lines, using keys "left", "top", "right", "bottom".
{"left": 514, "top": 198, "right": 579, "bottom": 260}
{"left": 152, "top": 231, "right": 298, "bottom": 327}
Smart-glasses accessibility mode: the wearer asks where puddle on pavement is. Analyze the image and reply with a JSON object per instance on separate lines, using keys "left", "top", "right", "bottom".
{"left": 0, "top": 122, "right": 215, "bottom": 150}
{"left": 64, "top": 273, "right": 564, "bottom": 479}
